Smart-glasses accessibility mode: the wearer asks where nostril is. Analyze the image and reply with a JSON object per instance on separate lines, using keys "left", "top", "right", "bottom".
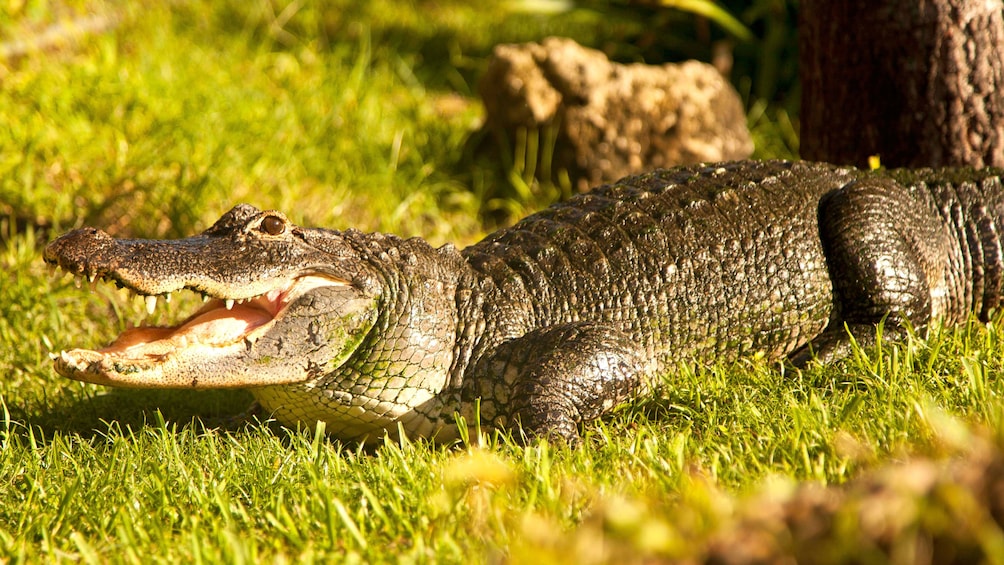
{"left": 83, "top": 228, "right": 113, "bottom": 240}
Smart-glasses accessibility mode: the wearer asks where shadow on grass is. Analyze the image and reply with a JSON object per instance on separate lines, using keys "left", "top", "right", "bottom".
{"left": 18, "top": 387, "right": 259, "bottom": 441}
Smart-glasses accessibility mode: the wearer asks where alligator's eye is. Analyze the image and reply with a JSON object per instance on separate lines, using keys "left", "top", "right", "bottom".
{"left": 261, "top": 215, "right": 285, "bottom": 236}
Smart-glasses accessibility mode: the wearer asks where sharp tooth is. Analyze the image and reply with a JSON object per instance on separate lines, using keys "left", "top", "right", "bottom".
{"left": 202, "top": 293, "right": 210, "bottom": 303}
{"left": 74, "top": 276, "right": 82, "bottom": 289}
{"left": 145, "top": 295, "right": 157, "bottom": 315}
{"left": 164, "top": 293, "right": 172, "bottom": 304}
{"left": 225, "top": 299, "right": 235, "bottom": 310}
{"left": 87, "top": 273, "right": 96, "bottom": 284}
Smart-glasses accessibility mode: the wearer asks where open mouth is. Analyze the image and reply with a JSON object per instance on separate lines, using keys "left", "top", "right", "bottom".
{"left": 92, "top": 275, "right": 341, "bottom": 359}
{"left": 51, "top": 273, "right": 348, "bottom": 386}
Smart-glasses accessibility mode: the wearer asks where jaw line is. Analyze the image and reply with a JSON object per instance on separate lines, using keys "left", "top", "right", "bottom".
{"left": 52, "top": 274, "right": 349, "bottom": 389}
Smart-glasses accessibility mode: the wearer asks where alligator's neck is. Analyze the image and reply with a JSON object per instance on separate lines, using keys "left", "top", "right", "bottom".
{"left": 251, "top": 231, "right": 471, "bottom": 442}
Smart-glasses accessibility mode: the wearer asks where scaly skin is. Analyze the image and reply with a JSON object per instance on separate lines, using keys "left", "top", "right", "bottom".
{"left": 44, "top": 161, "right": 1004, "bottom": 443}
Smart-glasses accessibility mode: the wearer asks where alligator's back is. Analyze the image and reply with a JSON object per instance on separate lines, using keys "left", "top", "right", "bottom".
{"left": 450, "top": 160, "right": 1004, "bottom": 441}
{"left": 462, "top": 160, "right": 853, "bottom": 371}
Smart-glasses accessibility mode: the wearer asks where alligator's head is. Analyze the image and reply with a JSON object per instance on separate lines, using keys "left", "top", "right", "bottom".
{"left": 43, "top": 204, "right": 383, "bottom": 390}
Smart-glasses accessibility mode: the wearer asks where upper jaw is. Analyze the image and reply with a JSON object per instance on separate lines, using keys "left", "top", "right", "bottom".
{"left": 43, "top": 230, "right": 309, "bottom": 302}
{"left": 42, "top": 219, "right": 353, "bottom": 305}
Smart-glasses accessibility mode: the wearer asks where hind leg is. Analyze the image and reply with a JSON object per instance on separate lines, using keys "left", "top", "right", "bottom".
{"left": 791, "top": 176, "right": 951, "bottom": 365}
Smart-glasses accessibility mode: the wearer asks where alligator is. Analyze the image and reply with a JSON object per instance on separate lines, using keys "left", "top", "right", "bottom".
{"left": 44, "top": 160, "right": 1004, "bottom": 443}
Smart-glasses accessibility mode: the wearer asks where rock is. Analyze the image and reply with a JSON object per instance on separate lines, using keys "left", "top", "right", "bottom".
{"left": 479, "top": 37, "right": 753, "bottom": 191}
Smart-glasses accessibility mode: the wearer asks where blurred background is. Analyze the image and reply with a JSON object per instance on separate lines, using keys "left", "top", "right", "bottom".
{"left": 0, "top": 0, "right": 798, "bottom": 244}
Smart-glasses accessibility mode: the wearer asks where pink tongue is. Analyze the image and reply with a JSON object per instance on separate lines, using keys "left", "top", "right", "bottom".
{"left": 175, "top": 304, "right": 273, "bottom": 342}
{"left": 102, "top": 303, "right": 274, "bottom": 353}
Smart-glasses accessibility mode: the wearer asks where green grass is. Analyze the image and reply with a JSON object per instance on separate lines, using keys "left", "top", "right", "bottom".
{"left": 1, "top": 0, "right": 1001, "bottom": 562}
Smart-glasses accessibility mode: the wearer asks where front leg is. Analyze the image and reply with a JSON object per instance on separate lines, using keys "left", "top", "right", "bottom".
{"left": 465, "top": 322, "right": 651, "bottom": 443}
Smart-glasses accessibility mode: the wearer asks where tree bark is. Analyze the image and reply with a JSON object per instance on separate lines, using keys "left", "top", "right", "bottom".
{"left": 800, "top": 0, "right": 1004, "bottom": 168}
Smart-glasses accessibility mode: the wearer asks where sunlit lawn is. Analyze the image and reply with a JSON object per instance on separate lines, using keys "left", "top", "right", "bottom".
{"left": 2, "top": 1, "right": 1001, "bottom": 562}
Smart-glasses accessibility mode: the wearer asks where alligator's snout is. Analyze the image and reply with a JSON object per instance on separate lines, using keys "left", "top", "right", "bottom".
{"left": 44, "top": 206, "right": 375, "bottom": 390}
{"left": 43, "top": 227, "right": 118, "bottom": 279}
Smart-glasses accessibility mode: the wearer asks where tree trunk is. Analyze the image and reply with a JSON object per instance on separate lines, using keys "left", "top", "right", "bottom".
{"left": 800, "top": 0, "right": 1004, "bottom": 168}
